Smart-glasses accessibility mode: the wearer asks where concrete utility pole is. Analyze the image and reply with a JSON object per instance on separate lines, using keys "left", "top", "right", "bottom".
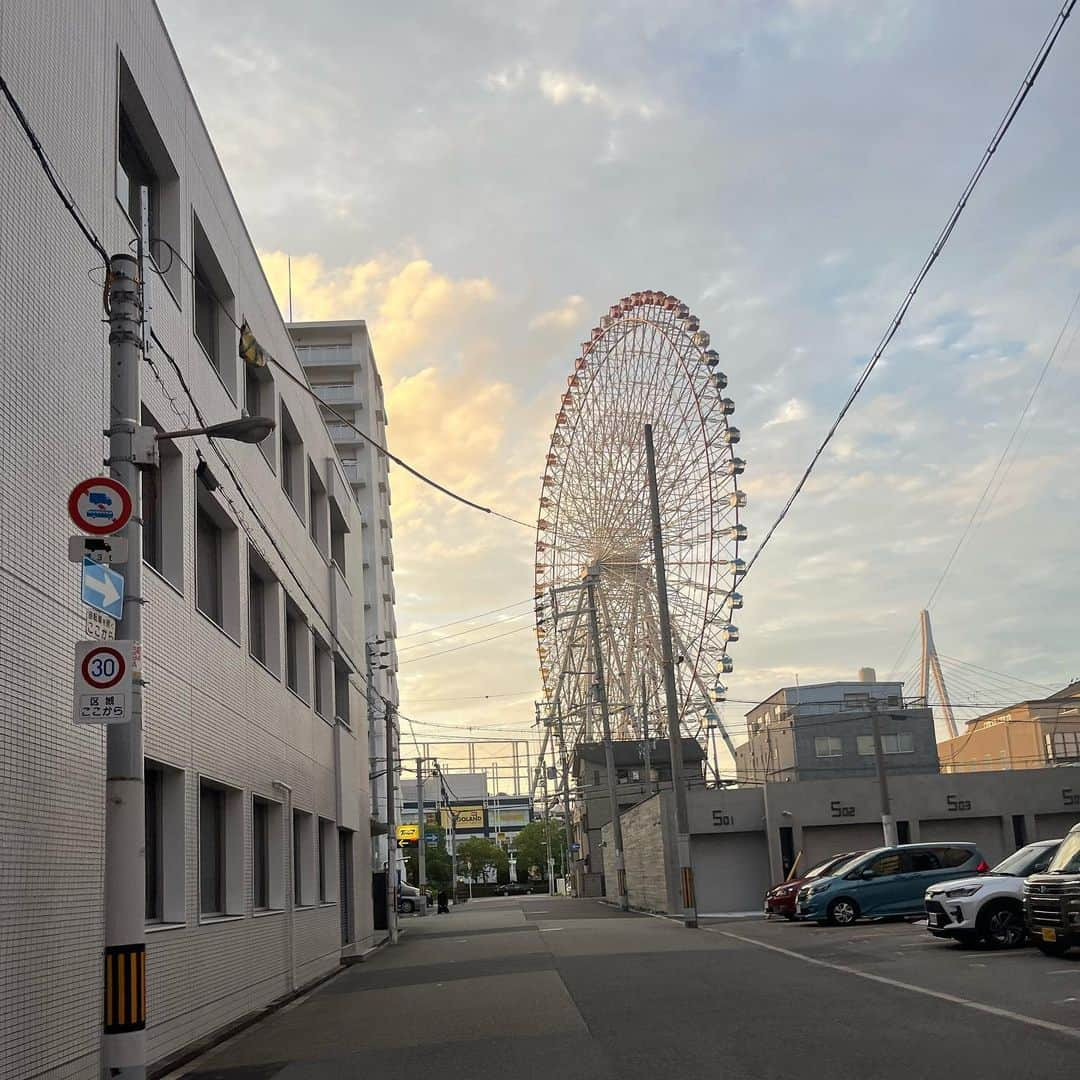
{"left": 554, "top": 707, "right": 574, "bottom": 896}
{"left": 644, "top": 423, "right": 698, "bottom": 929}
{"left": 870, "top": 698, "right": 898, "bottom": 847}
{"left": 640, "top": 671, "right": 655, "bottom": 796}
{"left": 104, "top": 252, "right": 147, "bottom": 1076}
{"left": 416, "top": 757, "right": 427, "bottom": 888}
{"left": 585, "top": 569, "right": 629, "bottom": 912}
{"left": 384, "top": 702, "right": 398, "bottom": 944}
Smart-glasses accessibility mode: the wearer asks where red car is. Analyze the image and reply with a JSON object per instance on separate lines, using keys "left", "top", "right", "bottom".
{"left": 764, "top": 851, "right": 865, "bottom": 919}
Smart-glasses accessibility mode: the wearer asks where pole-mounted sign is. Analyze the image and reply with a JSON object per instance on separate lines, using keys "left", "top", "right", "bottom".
{"left": 68, "top": 477, "right": 132, "bottom": 535}
{"left": 73, "top": 640, "right": 133, "bottom": 725}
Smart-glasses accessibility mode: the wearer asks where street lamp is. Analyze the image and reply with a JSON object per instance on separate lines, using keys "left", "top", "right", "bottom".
{"left": 156, "top": 415, "right": 276, "bottom": 444}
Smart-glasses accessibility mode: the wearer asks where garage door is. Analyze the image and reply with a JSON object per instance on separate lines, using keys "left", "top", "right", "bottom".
{"left": 1034, "top": 812, "right": 1080, "bottom": 841}
{"left": 800, "top": 823, "right": 889, "bottom": 871}
{"left": 919, "top": 817, "right": 1006, "bottom": 865}
{"left": 691, "top": 832, "right": 771, "bottom": 915}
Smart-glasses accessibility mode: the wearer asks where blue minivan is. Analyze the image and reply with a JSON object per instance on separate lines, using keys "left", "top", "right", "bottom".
{"left": 797, "top": 843, "right": 989, "bottom": 926}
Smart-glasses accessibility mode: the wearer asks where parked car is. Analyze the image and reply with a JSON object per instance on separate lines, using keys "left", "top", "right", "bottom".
{"left": 496, "top": 881, "right": 532, "bottom": 896}
{"left": 398, "top": 882, "right": 422, "bottom": 914}
{"left": 1024, "top": 821, "right": 1080, "bottom": 956}
{"left": 797, "top": 843, "right": 989, "bottom": 926}
{"left": 925, "top": 839, "right": 1060, "bottom": 948}
{"left": 764, "top": 851, "right": 866, "bottom": 919}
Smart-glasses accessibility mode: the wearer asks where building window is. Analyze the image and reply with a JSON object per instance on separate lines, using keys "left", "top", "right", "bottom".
{"left": 145, "top": 759, "right": 185, "bottom": 925}
{"left": 308, "top": 460, "right": 329, "bottom": 556}
{"left": 115, "top": 55, "right": 180, "bottom": 295}
{"left": 279, "top": 400, "right": 305, "bottom": 519}
{"left": 318, "top": 817, "right": 335, "bottom": 903}
{"left": 330, "top": 496, "right": 349, "bottom": 576}
{"left": 333, "top": 655, "right": 351, "bottom": 726}
{"left": 195, "top": 479, "right": 240, "bottom": 638}
{"left": 245, "top": 365, "right": 276, "bottom": 469}
{"left": 248, "top": 546, "right": 280, "bottom": 674}
{"left": 141, "top": 406, "right": 183, "bottom": 588}
{"left": 199, "top": 779, "right": 242, "bottom": 919}
{"left": 814, "top": 736, "right": 843, "bottom": 758}
{"left": 857, "top": 733, "right": 914, "bottom": 756}
{"left": 843, "top": 693, "right": 869, "bottom": 711}
{"left": 313, "top": 634, "right": 332, "bottom": 719}
{"left": 192, "top": 212, "right": 237, "bottom": 396}
{"left": 1046, "top": 731, "right": 1080, "bottom": 762}
{"left": 253, "top": 798, "right": 271, "bottom": 910}
{"left": 285, "top": 597, "right": 310, "bottom": 702}
{"left": 293, "top": 809, "right": 316, "bottom": 907}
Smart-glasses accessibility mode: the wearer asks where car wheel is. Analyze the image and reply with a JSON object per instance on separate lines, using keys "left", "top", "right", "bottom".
{"left": 826, "top": 898, "right": 858, "bottom": 926}
{"left": 978, "top": 901, "right": 1026, "bottom": 949}
{"left": 1036, "top": 939, "right": 1070, "bottom": 957}
{"left": 401, "top": 899, "right": 415, "bottom": 914}
{"left": 783, "top": 914, "right": 796, "bottom": 922}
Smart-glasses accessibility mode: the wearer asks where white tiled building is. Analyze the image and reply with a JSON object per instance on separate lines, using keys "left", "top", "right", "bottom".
{"left": 290, "top": 321, "right": 400, "bottom": 872}
{"left": 0, "top": 5, "right": 374, "bottom": 1076}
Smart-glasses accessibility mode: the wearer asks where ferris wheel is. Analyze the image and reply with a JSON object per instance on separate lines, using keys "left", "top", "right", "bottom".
{"left": 534, "top": 291, "right": 746, "bottom": 772}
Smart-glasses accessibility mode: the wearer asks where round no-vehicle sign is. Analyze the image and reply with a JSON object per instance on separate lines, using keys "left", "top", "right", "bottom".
{"left": 68, "top": 477, "right": 132, "bottom": 535}
{"left": 80, "top": 645, "right": 126, "bottom": 689}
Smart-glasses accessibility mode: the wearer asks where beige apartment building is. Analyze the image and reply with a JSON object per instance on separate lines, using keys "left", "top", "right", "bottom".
{"left": 938, "top": 682, "right": 1080, "bottom": 773}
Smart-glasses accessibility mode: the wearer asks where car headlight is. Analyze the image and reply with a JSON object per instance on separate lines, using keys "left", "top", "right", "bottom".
{"left": 806, "top": 884, "right": 829, "bottom": 897}
{"left": 943, "top": 885, "right": 982, "bottom": 898}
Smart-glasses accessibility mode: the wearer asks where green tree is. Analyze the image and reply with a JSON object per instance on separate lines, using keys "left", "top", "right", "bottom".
{"left": 512, "top": 819, "right": 566, "bottom": 880}
{"left": 404, "top": 824, "right": 452, "bottom": 891}
{"left": 457, "top": 837, "right": 508, "bottom": 883}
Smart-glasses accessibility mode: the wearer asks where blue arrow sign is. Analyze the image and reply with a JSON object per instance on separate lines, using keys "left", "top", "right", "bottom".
{"left": 82, "top": 557, "right": 124, "bottom": 620}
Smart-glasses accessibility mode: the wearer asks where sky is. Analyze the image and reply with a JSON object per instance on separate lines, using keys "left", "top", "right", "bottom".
{"left": 160, "top": 0, "right": 1080, "bottom": 771}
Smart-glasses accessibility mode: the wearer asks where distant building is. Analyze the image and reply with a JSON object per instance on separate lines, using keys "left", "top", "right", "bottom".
{"left": 401, "top": 772, "right": 533, "bottom": 863}
{"left": 572, "top": 738, "right": 706, "bottom": 894}
{"left": 734, "top": 671, "right": 939, "bottom": 784}
{"left": 290, "top": 320, "right": 399, "bottom": 872}
{"left": 938, "top": 682, "right": 1080, "bottom": 773}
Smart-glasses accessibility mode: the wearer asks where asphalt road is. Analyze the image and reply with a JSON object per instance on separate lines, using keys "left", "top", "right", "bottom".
{"left": 177, "top": 897, "right": 1080, "bottom": 1079}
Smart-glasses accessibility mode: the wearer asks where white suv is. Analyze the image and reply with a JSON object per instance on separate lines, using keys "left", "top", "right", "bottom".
{"left": 925, "top": 839, "right": 1060, "bottom": 948}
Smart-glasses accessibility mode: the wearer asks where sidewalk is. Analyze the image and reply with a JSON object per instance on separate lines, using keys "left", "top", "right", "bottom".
{"left": 175, "top": 896, "right": 631, "bottom": 1078}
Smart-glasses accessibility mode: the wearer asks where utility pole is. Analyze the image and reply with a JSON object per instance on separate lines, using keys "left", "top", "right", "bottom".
{"left": 416, "top": 757, "right": 427, "bottom": 888}
{"left": 449, "top": 807, "right": 458, "bottom": 905}
{"left": 645, "top": 423, "right": 698, "bottom": 929}
{"left": 384, "top": 702, "right": 398, "bottom": 944}
{"left": 640, "top": 671, "right": 655, "bottom": 796}
{"left": 870, "top": 698, "right": 898, "bottom": 846}
{"left": 554, "top": 707, "right": 574, "bottom": 896}
{"left": 103, "top": 252, "right": 147, "bottom": 1076}
{"left": 585, "top": 568, "right": 629, "bottom": 911}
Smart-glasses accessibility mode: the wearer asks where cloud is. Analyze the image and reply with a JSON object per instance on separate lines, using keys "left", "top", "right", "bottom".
{"left": 763, "top": 397, "right": 809, "bottom": 427}
{"left": 260, "top": 252, "right": 496, "bottom": 374}
{"left": 485, "top": 63, "right": 527, "bottom": 92}
{"left": 529, "top": 295, "right": 587, "bottom": 331}
{"left": 538, "top": 70, "right": 658, "bottom": 118}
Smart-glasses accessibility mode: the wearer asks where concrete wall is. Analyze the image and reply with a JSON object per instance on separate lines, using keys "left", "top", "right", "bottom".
{"left": 622, "top": 768, "right": 1080, "bottom": 915}
{"left": 0, "top": 6, "right": 373, "bottom": 1076}
{"left": 603, "top": 793, "right": 679, "bottom": 913}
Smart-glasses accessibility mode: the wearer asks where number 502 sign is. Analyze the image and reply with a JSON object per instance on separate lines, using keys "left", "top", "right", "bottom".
{"left": 73, "top": 640, "right": 133, "bottom": 725}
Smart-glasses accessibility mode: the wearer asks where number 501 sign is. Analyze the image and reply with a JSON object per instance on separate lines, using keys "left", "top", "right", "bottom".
{"left": 73, "top": 640, "right": 133, "bottom": 725}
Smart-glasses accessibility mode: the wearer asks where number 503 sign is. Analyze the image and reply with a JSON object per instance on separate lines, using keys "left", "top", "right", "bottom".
{"left": 73, "top": 640, "right": 134, "bottom": 725}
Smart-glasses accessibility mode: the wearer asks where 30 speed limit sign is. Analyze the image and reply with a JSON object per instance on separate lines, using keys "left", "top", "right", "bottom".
{"left": 73, "top": 640, "right": 133, "bottom": 725}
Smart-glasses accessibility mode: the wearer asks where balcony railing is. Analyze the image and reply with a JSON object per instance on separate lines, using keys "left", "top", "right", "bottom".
{"left": 315, "top": 383, "right": 362, "bottom": 404}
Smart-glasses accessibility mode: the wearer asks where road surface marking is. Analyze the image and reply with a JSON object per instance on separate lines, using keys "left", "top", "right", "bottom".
{"left": 538, "top": 927, "right": 564, "bottom": 932}
{"left": 711, "top": 928, "right": 1080, "bottom": 1041}
{"left": 1048, "top": 969, "right": 1080, "bottom": 975}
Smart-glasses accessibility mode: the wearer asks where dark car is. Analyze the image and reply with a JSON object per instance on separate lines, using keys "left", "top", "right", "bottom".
{"left": 496, "top": 881, "right": 532, "bottom": 896}
{"left": 764, "top": 851, "right": 865, "bottom": 919}
{"left": 1024, "top": 821, "right": 1080, "bottom": 956}
{"left": 797, "top": 843, "right": 989, "bottom": 926}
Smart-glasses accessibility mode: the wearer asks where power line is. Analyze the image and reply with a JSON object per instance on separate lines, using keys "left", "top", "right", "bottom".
{"left": 397, "top": 622, "right": 536, "bottom": 666}
{"left": 737, "top": 0, "right": 1077, "bottom": 591}
{"left": 142, "top": 237, "right": 533, "bottom": 531}
{"left": 923, "top": 286, "right": 1080, "bottom": 613}
{"left": 0, "top": 74, "right": 109, "bottom": 262}
{"left": 396, "top": 608, "right": 537, "bottom": 653}
{"left": 396, "top": 598, "right": 537, "bottom": 639}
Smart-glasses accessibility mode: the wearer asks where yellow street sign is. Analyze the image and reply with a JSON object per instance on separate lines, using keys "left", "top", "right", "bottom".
{"left": 396, "top": 824, "right": 419, "bottom": 842}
